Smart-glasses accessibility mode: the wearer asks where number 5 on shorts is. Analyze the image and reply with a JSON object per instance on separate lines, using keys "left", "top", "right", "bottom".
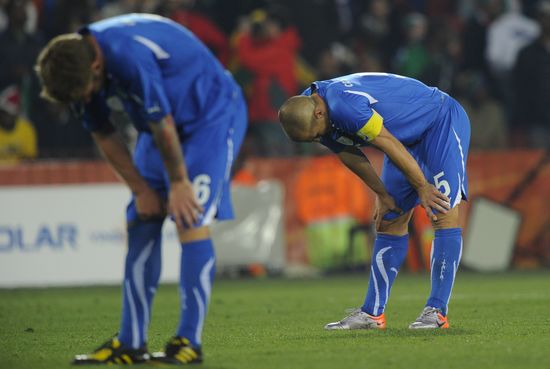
{"left": 434, "top": 171, "right": 451, "bottom": 197}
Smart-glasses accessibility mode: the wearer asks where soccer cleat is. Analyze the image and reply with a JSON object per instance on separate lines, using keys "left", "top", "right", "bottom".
{"left": 151, "top": 336, "right": 203, "bottom": 365}
{"left": 72, "top": 337, "right": 150, "bottom": 365}
{"left": 324, "top": 309, "right": 386, "bottom": 330}
{"left": 409, "top": 306, "right": 449, "bottom": 329}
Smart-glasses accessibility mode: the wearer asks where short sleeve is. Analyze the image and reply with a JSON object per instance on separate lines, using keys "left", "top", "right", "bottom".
{"left": 109, "top": 38, "right": 172, "bottom": 123}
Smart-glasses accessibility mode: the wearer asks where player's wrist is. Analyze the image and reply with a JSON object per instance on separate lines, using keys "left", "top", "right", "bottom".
{"left": 132, "top": 183, "right": 153, "bottom": 196}
{"left": 169, "top": 178, "right": 192, "bottom": 191}
{"left": 414, "top": 180, "right": 430, "bottom": 191}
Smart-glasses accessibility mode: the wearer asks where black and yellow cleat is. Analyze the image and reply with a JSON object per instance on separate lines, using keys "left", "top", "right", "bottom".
{"left": 72, "top": 337, "right": 150, "bottom": 365}
{"left": 151, "top": 337, "right": 203, "bottom": 365}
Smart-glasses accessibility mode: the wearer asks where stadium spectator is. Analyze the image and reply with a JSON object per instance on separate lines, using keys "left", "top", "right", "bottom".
{"left": 278, "top": 72, "right": 470, "bottom": 330}
{"left": 0, "top": 0, "right": 547, "bottom": 158}
{"left": 422, "top": 19, "right": 463, "bottom": 93}
{"left": 486, "top": 0, "right": 539, "bottom": 120}
{"left": 0, "top": 84, "right": 37, "bottom": 162}
{"left": 41, "top": 0, "right": 97, "bottom": 38}
{"left": 512, "top": 0, "right": 550, "bottom": 148}
{"left": 35, "top": 13, "right": 247, "bottom": 364}
{"left": 392, "top": 13, "right": 432, "bottom": 80}
{"left": 233, "top": 6, "right": 301, "bottom": 156}
{"left": 356, "top": 0, "right": 400, "bottom": 70}
{"left": 0, "top": 0, "right": 36, "bottom": 33}
{"left": 99, "top": 0, "right": 159, "bottom": 19}
{"left": 316, "top": 43, "right": 356, "bottom": 80}
{"left": 460, "top": 0, "right": 503, "bottom": 86}
{"left": 0, "top": 0, "right": 43, "bottom": 87}
{"left": 457, "top": 72, "right": 508, "bottom": 149}
{"left": 156, "top": 0, "right": 230, "bottom": 66}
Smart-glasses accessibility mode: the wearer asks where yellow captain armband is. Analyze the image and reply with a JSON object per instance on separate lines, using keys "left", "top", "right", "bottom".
{"left": 356, "top": 109, "right": 383, "bottom": 141}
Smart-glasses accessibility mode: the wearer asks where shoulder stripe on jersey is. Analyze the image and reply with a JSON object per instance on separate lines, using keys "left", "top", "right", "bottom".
{"left": 344, "top": 90, "right": 378, "bottom": 104}
{"left": 133, "top": 35, "right": 170, "bottom": 60}
{"left": 357, "top": 109, "right": 383, "bottom": 141}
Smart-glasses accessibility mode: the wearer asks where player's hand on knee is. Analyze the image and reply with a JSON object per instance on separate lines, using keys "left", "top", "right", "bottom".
{"left": 168, "top": 179, "right": 204, "bottom": 228}
{"left": 418, "top": 183, "right": 450, "bottom": 221}
{"left": 136, "top": 186, "right": 166, "bottom": 220}
{"left": 374, "top": 194, "right": 403, "bottom": 230}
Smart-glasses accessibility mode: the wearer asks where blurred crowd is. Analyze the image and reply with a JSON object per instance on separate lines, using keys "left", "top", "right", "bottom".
{"left": 0, "top": 0, "right": 549, "bottom": 163}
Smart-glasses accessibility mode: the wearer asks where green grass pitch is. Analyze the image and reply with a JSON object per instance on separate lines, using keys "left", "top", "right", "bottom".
{"left": 1, "top": 271, "right": 550, "bottom": 369}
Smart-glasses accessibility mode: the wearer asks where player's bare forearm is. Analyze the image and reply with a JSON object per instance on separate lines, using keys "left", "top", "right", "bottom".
{"left": 148, "top": 115, "right": 187, "bottom": 183}
{"left": 148, "top": 115, "right": 203, "bottom": 228}
{"left": 371, "top": 126, "right": 450, "bottom": 220}
{"left": 370, "top": 126, "right": 428, "bottom": 190}
{"left": 338, "top": 146, "right": 388, "bottom": 196}
{"left": 92, "top": 130, "right": 149, "bottom": 194}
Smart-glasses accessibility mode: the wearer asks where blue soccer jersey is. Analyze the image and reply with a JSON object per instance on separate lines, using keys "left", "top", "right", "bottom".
{"left": 302, "top": 73, "right": 448, "bottom": 152}
{"left": 71, "top": 14, "right": 248, "bottom": 226}
{"left": 303, "top": 73, "right": 471, "bottom": 218}
{"left": 76, "top": 13, "right": 239, "bottom": 136}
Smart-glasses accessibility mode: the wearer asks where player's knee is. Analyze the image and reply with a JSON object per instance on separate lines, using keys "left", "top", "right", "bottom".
{"left": 376, "top": 210, "right": 413, "bottom": 235}
{"left": 432, "top": 206, "right": 460, "bottom": 230}
{"left": 178, "top": 226, "right": 210, "bottom": 243}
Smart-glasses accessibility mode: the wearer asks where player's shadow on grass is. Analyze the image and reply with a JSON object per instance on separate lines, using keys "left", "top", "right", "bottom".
{"left": 386, "top": 327, "right": 471, "bottom": 336}
{"left": 140, "top": 364, "right": 228, "bottom": 369}
{"left": 317, "top": 328, "right": 472, "bottom": 340}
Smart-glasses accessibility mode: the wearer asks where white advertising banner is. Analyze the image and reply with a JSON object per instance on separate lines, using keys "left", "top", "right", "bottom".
{"left": 0, "top": 184, "right": 181, "bottom": 287}
{"left": 0, "top": 182, "right": 285, "bottom": 287}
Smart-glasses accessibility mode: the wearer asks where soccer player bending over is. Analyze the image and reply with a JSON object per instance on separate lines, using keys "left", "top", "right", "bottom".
{"left": 36, "top": 14, "right": 247, "bottom": 364}
{"left": 279, "top": 73, "right": 470, "bottom": 330}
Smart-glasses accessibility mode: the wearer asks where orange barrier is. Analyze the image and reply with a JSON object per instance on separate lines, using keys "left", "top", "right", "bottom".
{"left": 2, "top": 149, "right": 549, "bottom": 267}
{"left": 293, "top": 156, "right": 372, "bottom": 224}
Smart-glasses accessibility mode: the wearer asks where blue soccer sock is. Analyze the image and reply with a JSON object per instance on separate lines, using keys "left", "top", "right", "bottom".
{"left": 426, "top": 228, "right": 463, "bottom": 316}
{"left": 176, "top": 239, "right": 216, "bottom": 348}
{"left": 118, "top": 219, "right": 163, "bottom": 349}
{"left": 362, "top": 234, "right": 409, "bottom": 316}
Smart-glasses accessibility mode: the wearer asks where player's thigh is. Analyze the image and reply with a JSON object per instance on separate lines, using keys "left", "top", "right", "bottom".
{"left": 381, "top": 152, "right": 421, "bottom": 221}
{"left": 180, "top": 103, "right": 247, "bottom": 228}
{"left": 178, "top": 225, "right": 211, "bottom": 243}
{"left": 378, "top": 209, "right": 414, "bottom": 235}
{"left": 432, "top": 204, "right": 461, "bottom": 229}
{"left": 127, "top": 133, "right": 168, "bottom": 223}
{"left": 422, "top": 99, "right": 471, "bottom": 210}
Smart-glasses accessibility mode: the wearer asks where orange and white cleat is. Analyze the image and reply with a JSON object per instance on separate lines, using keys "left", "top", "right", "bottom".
{"left": 324, "top": 309, "right": 386, "bottom": 330}
{"left": 409, "top": 307, "right": 449, "bottom": 329}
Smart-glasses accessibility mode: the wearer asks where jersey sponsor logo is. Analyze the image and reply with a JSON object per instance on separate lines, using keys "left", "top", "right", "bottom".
{"left": 133, "top": 35, "right": 170, "bottom": 60}
{"left": 357, "top": 110, "right": 383, "bottom": 141}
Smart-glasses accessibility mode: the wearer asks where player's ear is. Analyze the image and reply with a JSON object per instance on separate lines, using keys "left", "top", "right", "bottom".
{"left": 90, "top": 58, "right": 102, "bottom": 74}
{"left": 313, "top": 106, "right": 325, "bottom": 119}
